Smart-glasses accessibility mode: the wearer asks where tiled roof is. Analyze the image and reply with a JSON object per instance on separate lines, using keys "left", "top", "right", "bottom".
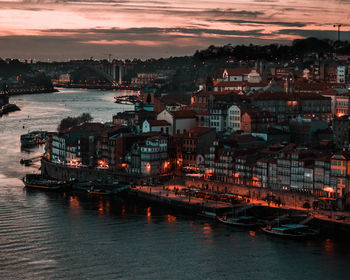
{"left": 149, "top": 120, "right": 170, "bottom": 126}
{"left": 172, "top": 110, "right": 197, "bottom": 119}
{"left": 252, "top": 91, "right": 330, "bottom": 100}
{"left": 224, "top": 67, "right": 251, "bottom": 76}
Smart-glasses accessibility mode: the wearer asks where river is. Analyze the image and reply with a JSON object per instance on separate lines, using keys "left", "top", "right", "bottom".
{"left": 0, "top": 89, "right": 350, "bottom": 280}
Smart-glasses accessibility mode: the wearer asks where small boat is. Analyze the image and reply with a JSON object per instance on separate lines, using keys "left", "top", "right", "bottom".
{"left": 20, "top": 130, "right": 47, "bottom": 147}
{"left": 198, "top": 211, "right": 217, "bottom": 219}
{"left": 20, "top": 134, "right": 36, "bottom": 148}
{"left": 88, "top": 188, "right": 112, "bottom": 196}
{"left": 261, "top": 224, "right": 319, "bottom": 239}
{"left": 217, "top": 215, "right": 260, "bottom": 227}
{"left": 20, "top": 159, "right": 33, "bottom": 166}
{"left": 22, "top": 174, "right": 63, "bottom": 191}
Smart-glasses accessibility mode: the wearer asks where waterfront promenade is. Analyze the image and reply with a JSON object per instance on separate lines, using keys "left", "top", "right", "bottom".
{"left": 130, "top": 185, "right": 234, "bottom": 214}
{"left": 130, "top": 184, "right": 350, "bottom": 233}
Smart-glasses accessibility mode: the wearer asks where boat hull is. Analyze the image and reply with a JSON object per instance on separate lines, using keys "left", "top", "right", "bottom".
{"left": 217, "top": 216, "right": 259, "bottom": 227}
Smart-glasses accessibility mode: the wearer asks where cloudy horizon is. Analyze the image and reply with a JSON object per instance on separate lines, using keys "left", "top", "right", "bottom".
{"left": 0, "top": 0, "right": 349, "bottom": 61}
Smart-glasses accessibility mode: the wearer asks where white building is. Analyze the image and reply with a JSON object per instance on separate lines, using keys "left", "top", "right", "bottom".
{"left": 142, "top": 119, "right": 171, "bottom": 134}
{"left": 227, "top": 104, "right": 241, "bottom": 132}
{"left": 337, "top": 66, "right": 346, "bottom": 83}
{"left": 247, "top": 70, "right": 262, "bottom": 83}
{"left": 219, "top": 68, "right": 251, "bottom": 82}
{"left": 157, "top": 109, "right": 197, "bottom": 135}
{"left": 52, "top": 134, "right": 66, "bottom": 163}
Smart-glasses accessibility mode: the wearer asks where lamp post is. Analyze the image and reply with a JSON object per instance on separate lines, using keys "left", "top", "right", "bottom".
{"left": 333, "top": 24, "right": 342, "bottom": 41}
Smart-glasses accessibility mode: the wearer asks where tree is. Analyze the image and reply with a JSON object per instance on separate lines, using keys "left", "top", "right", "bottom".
{"left": 57, "top": 113, "right": 93, "bottom": 132}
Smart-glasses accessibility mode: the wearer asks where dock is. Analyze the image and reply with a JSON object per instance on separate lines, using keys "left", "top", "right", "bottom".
{"left": 128, "top": 185, "right": 233, "bottom": 216}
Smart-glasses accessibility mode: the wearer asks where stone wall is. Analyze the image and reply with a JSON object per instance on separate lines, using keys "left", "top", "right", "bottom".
{"left": 185, "top": 178, "right": 316, "bottom": 209}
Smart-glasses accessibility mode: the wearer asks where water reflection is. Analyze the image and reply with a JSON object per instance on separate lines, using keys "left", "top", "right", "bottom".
{"left": 324, "top": 238, "right": 335, "bottom": 256}
{"left": 166, "top": 214, "right": 177, "bottom": 224}
{"left": 146, "top": 206, "right": 152, "bottom": 223}
{"left": 98, "top": 199, "right": 110, "bottom": 216}
{"left": 68, "top": 196, "right": 81, "bottom": 215}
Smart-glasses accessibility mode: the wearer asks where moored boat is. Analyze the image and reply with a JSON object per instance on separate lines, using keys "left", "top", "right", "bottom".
{"left": 217, "top": 215, "right": 260, "bottom": 227}
{"left": 22, "top": 174, "right": 63, "bottom": 191}
{"left": 198, "top": 211, "right": 217, "bottom": 219}
{"left": 261, "top": 224, "right": 319, "bottom": 239}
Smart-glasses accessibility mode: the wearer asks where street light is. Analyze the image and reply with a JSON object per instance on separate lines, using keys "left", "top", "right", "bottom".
{"left": 333, "top": 24, "right": 342, "bottom": 41}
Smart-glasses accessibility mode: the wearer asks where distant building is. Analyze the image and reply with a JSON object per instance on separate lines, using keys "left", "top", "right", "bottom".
{"left": 241, "top": 109, "right": 276, "bottom": 133}
{"left": 337, "top": 66, "right": 346, "bottom": 83}
{"left": 157, "top": 109, "right": 197, "bottom": 135}
{"left": 226, "top": 104, "right": 241, "bottom": 132}
{"left": 142, "top": 119, "right": 171, "bottom": 134}
{"left": 251, "top": 91, "right": 332, "bottom": 122}
{"left": 333, "top": 115, "right": 350, "bottom": 149}
{"left": 182, "top": 127, "right": 216, "bottom": 167}
{"left": 289, "top": 117, "right": 328, "bottom": 144}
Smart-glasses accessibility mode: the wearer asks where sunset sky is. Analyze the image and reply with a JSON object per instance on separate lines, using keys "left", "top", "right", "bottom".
{"left": 0, "top": 0, "right": 349, "bottom": 60}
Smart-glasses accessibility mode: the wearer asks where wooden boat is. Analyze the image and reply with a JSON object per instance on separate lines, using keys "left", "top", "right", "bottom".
{"left": 22, "top": 174, "right": 63, "bottom": 191}
{"left": 217, "top": 215, "right": 260, "bottom": 227}
{"left": 261, "top": 224, "right": 319, "bottom": 239}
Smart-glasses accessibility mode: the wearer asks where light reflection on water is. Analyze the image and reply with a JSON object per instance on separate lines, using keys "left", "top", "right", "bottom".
{"left": 0, "top": 89, "right": 350, "bottom": 279}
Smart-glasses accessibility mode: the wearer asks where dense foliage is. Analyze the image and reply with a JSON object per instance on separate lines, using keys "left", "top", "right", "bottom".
{"left": 57, "top": 113, "right": 93, "bottom": 132}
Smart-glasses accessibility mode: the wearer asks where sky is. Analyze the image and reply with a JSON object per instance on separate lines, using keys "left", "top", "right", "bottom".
{"left": 0, "top": 0, "right": 349, "bottom": 60}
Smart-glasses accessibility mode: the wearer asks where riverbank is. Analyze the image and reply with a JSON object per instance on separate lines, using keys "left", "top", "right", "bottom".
{"left": 41, "top": 159, "right": 350, "bottom": 228}
{"left": 6, "top": 87, "right": 58, "bottom": 96}
{"left": 126, "top": 184, "right": 350, "bottom": 236}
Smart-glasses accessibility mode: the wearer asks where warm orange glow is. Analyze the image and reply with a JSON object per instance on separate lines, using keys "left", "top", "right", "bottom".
{"left": 323, "top": 187, "right": 335, "bottom": 193}
{"left": 249, "top": 230, "right": 256, "bottom": 236}
{"left": 205, "top": 169, "right": 213, "bottom": 174}
{"left": 146, "top": 206, "right": 152, "bottom": 222}
{"left": 69, "top": 196, "right": 81, "bottom": 214}
{"left": 121, "top": 205, "right": 126, "bottom": 217}
{"left": 98, "top": 160, "right": 109, "bottom": 168}
{"left": 336, "top": 112, "right": 345, "bottom": 118}
{"left": 324, "top": 238, "right": 335, "bottom": 255}
{"left": 146, "top": 163, "right": 151, "bottom": 170}
{"left": 121, "top": 163, "right": 127, "bottom": 168}
{"left": 233, "top": 173, "right": 239, "bottom": 178}
{"left": 167, "top": 214, "right": 177, "bottom": 223}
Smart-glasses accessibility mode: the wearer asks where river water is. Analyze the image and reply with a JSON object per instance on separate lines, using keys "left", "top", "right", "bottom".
{"left": 1, "top": 89, "right": 350, "bottom": 280}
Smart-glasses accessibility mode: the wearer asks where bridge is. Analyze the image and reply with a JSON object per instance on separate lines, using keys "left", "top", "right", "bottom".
{"left": 32, "top": 60, "right": 127, "bottom": 87}
{"left": 88, "top": 61, "right": 124, "bottom": 87}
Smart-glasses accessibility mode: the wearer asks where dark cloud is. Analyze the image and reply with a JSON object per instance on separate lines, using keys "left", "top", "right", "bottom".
{"left": 205, "top": 8, "right": 265, "bottom": 18}
{"left": 44, "top": 26, "right": 272, "bottom": 40}
{"left": 278, "top": 29, "right": 350, "bottom": 40}
{"left": 0, "top": 27, "right": 284, "bottom": 60}
{"left": 215, "top": 19, "right": 307, "bottom": 27}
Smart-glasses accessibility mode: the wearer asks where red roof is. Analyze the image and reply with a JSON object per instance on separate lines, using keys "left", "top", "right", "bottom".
{"left": 172, "top": 110, "right": 196, "bottom": 119}
{"left": 224, "top": 68, "right": 251, "bottom": 76}
{"left": 149, "top": 120, "right": 170, "bottom": 126}
{"left": 252, "top": 91, "right": 330, "bottom": 100}
{"left": 188, "top": 127, "right": 215, "bottom": 135}
{"left": 213, "top": 81, "right": 245, "bottom": 87}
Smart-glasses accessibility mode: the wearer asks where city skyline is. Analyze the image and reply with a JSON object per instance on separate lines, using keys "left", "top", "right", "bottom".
{"left": 0, "top": 0, "right": 349, "bottom": 60}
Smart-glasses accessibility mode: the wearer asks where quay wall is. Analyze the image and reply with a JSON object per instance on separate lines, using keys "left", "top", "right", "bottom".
{"left": 41, "top": 159, "right": 150, "bottom": 185}
{"left": 184, "top": 178, "right": 317, "bottom": 209}
{"left": 127, "top": 188, "right": 231, "bottom": 215}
